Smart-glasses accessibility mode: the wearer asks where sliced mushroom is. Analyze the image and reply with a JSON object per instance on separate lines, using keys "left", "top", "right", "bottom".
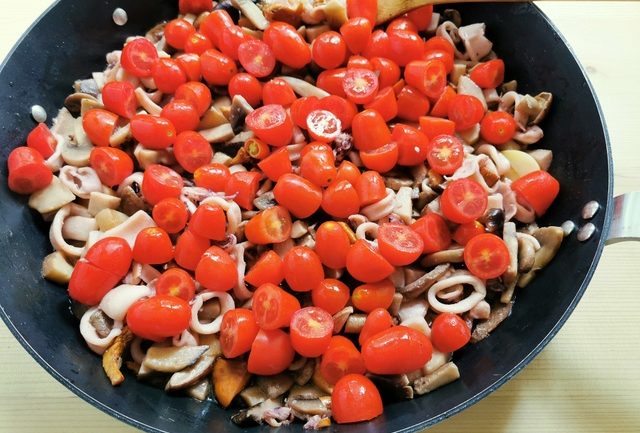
{"left": 293, "top": 358, "right": 315, "bottom": 386}
{"left": 166, "top": 335, "right": 221, "bottom": 391}
{"left": 289, "top": 384, "right": 327, "bottom": 401}
{"left": 421, "top": 247, "right": 464, "bottom": 267}
{"left": 312, "top": 360, "right": 334, "bottom": 394}
{"left": 393, "top": 186, "right": 413, "bottom": 224}
{"left": 198, "top": 106, "right": 229, "bottom": 130}
{"left": 241, "top": 387, "right": 269, "bottom": 407}
{"left": 187, "top": 379, "right": 212, "bottom": 401}
{"left": 518, "top": 236, "right": 536, "bottom": 273}
{"left": 470, "top": 301, "right": 513, "bottom": 342}
{"left": 257, "top": 374, "right": 294, "bottom": 399}
{"left": 278, "top": 76, "right": 330, "bottom": 98}
{"left": 142, "top": 345, "right": 209, "bottom": 373}
{"left": 531, "top": 92, "right": 553, "bottom": 125}
{"left": 344, "top": 314, "right": 367, "bottom": 334}
{"left": 231, "top": 0, "right": 269, "bottom": 29}
{"left": 260, "top": 0, "right": 304, "bottom": 27}
{"left": 65, "top": 92, "right": 100, "bottom": 115}
{"left": 422, "top": 350, "right": 451, "bottom": 375}
{"left": 517, "top": 226, "right": 564, "bottom": 288}
{"left": 288, "top": 398, "right": 330, "bottom": 418}
{"left": 332, "top": 306, "right": 353, "bottom": 334}
{"left": 389, "top": 292, "right": 403, "bottom": 317}
{"left": 41, "top": 251, "right": 74, "bottom": 284}
{"left": 450, "top": 63, "right": 466, "bottom": 86}
{"left": 102, "top": 327, "right": 133, "bottom": 386}
{"left": 29, "top": 176, "right": 75, "bottom": 215}
{"left": 200, "top": 123, "right": 235, "bottom": 143}
{"left": 457, "top": 75, "right": 487, "bottom": 110}
{"left": 230, "top": 95, "right": 255, "bottom": 131}
{"left": 368, "top": 374, "right": 413, "bottom": 401}
{"left": 527, "top": 149, "right": 553, "bottom": 172}
{"left": 502, "top": 222, "right": 518, "bottom": 285}
{"left": 413, "top": 362, "right": 460, "bottom": 395}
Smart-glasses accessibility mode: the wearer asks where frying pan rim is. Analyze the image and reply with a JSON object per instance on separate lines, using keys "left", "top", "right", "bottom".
{"left": 0, "top": 1, "right": 614, "bottom": 432}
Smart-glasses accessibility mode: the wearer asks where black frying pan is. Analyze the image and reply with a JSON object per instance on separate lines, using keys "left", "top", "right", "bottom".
{"left": 0, "top": 1, "right": 616, "bottom": 432}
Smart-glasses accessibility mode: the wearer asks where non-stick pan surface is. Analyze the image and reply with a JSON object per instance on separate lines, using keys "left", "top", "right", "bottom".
{"left": 0, "top": 1, "right": 612, "bottom": 432}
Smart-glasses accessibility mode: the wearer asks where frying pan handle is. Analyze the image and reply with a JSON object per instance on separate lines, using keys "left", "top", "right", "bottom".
{"left": 606, "top": 192, "right": 640, "bottom": 244}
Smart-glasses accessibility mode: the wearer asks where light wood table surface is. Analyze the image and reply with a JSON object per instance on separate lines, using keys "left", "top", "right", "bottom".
{"left": 1, "top": 1, "right": 639, "bottom": 432}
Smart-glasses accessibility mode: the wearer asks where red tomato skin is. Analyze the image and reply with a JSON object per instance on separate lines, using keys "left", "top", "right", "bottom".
{"left": 312, "top": 31, "right": 347, "bottom": 70}
{"left": 419, "top": 116, "right": 456, "bottom": 140}
{"left": 346, "top": 240, "right": 395, "bottom": 283}
{"left": 228, "top": 72, "right": 263, "bottom": 107}
{"left": 441, "top": 178, "right": 488, "bottom": 224}
{"left": 404, "top": 60, "right": 447, "bottom": 100}
{"left": 283, "top": 246, "right": 325, "bottom": 292}
{"left": 90, "top": 147, "right": 134, "bottom": 188}
{"left": 315, "top": 221, "right": 352, "bottom": 270}
{"left": 351, "top": 279, "right": 395, "bottom": 313}
{"left": 376, "top": 223, "right": 424, "bottom": 266}
{"left": 351, "top": 109, "right": 391, "bottom": 151}
{"left": 84, "top": 237, "right": 133, "bottom": 277}
{"left": 200, "top": 10, "right": 234, "bottom": 47}
{"left": 200, "top": 49, "right": 238, "bottom": 86}
{"left": 219, "top": 25, "right": 253, "bottom": 60}
{"left": 364, "top": 87, "right": 398, "bottom": 122}
{"left": 238, "top": 39, "right": 276, "bottom": 78}
{"left": 363, "top": 30, "right": 392, "bottom": 59}
{"left": 153, "top": 198, "right": 189, "bottom": 234}
{"left": 245, "top": 251, "right": 284, "bottom": 287}
{"left": 359, "top": 142, "right": 399, "bottom": 173}
{"left": 453, "top": 221, "right": 485, "bottom": 246}
{"left": 174, "top": 230, "right": 210, "bottom": 271}
{"left": 194, "top": 163, "right": 230, "bottom": 192}
{"left": 126, "top": 295, "right": 191, "bottom": 342}
{"left": 336, "top": 160, "right": 361, "bottom": 186}
{"left": 152, "top": 58, "right": 187, "bottom": 94}
{"left": 448, "top": 94, "right": 486, "bottom": 131}
{"left": 290, "top": 307, "right": 334, "bottom": 357}
{"left": 141, "top": 164, "right": 184, "bottom": 206}
{"left": 312, "top": 278, "right": 350, "bottom": 315}
{"left": 331, "top": 374, "right": 383, "bottom": 424}
{"left": 388, "top": 30, "right": 425, "bottom": 66}
{"left": 273, "top": 173, "right": 323, "bottom": 219}
{"left": 347, "top": 0, "right": 377, "bottom": 23}
{"left": 164, "top": 18, "right": 196, "bottom": 50}
{"left": 101, "top": 81, "right": 138, "bottom": 119}
{"left": 130, "top": 115, "right": 176, "bottom": 150}
{"left": 480, "top": 111, "right": 517, "bottom": 145}
{"left": 195, "top": 246, "right": 238, "bottom": 292}
{"left": 220, "top": 308, "right": 260, "bottom": 358}
{"left": 355, "top": 170, "right": 387, "bottom": 206}
{"left": 321, "top": 180, "right": 361, "bottom": 219}
{"left": 7, "top": 147, "right": 52, "bottom": 194}
{"left": 393, "top": 123, "right": 429, "bottom": 166}
{"left": 173, "top": 131, "right": 213, "bottom": 174}
{"left": 431, "top": 313, "right": 471, "bottom": 353}
{"left": 411, "top": 213, "right": 452, "bottom": 254}
{"left": 184, "top": 32, "right": 213, "bottom": 55}
{"left": 82, "top": 109, "right": 118, "bottom": 147}
{"left": 190, "top": 203, "right": 227, "bottom": 241}
{"left": 370, "top": 57, "right": 401, "bottom": 89}
{"left": 257, "top": 147, "right": 293, "bottom": 182}
{"left": 317, "top": 68, "right": 348, "bottom": 98}
{"left": 359, "top": 308, "right": 394, "bottom": 346}
{"left": 225, "top": 171, "right": 262, "bottom": 210}
{"left": 262, "top": 78, "right": 296, "bottom": 107}
{"left": 470, "top": 59, "right": 505, "bottom": 89}
{"left": 155, "top": 268, "right": 196, "bottom": 301}
{"left": 340, "top": 17, "right": 372, "bottom": 55}
{"left": 248, "top": 328, "right": 296, "bottom": 375}
{"left": 320, "top": 336, "right": 366, "bottom": 385}
{"left": 132, "top": 227, "right": 174, "bottom": 265}
{"left": 511, "top": 170, "right": 560, "bottom": 216}
{"left": 253, "top": 283, "right": 301, "bottom": 330}
{"left": 179, "top": 0, "right": 213, "bottom": 14}
{"left": 160, "top": 100, "right": 199, "bottom": 134}
{"left": 406, "top": 5, "right": 434, "bottom": 31}
{"left": 362, "top": 326, "right": 433, "bottom": 374}
{"left": 397, "top": 85, "right": 431, "bottom": 122}
{"left": 176, "top": 53, "right": 202, "bottom": 82}
{"left": 342, "top": 68, "right": 379, "bottom": 105}
{"left": 244, "top": 205, "right": 292, "bottom": 245}
{"left": 26, "top": 123, "right": 57, "bottom": 159}
{"left": 67, "top": 260, "right": 121, "bottom": 305}
{"left": 245, "top": 104, "right": 294, "bottom": 147}
{"left": 263, "top": 22, "right": 311, "bottom": 69}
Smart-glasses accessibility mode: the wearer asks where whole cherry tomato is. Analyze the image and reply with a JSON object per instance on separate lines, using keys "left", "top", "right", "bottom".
{"left": 189, "top": 203, "right": 226, "bottom": 241}
{"left": 452, "top": 221, "right": 485, "bottom": 246}
{"left": 351, "top": 109, "right": 391, "bottom": 151}
{"left": 130, "top": 114, "right": 176, "bottom": 150}
{"left": 184, "top": 32, "right": 213, "bottom": 55}
{"left": 480, "top": 111, "right": 517, "bottom": 145}
{"left": 315, "top": 221, "right": 352, "bottom": 270}
{"left": 101, "top": 81, "right": 137, "bottom": 119}
{"left": 358, "top": 308, "right": 393, "bottom": 346}
{"left": 355, "top": 170, "right": 386, "bottom": 206}
{"left": 320, "top": 336, "right": 366, "bottom": 385}
{"left": 161, "top": 99, "right": 200, "bottom": 134}
{"left": 174, "top": 230, "right": 210, "bottom": 271}
{"left": 141, "top": 164, "right": 184, "bottom": 205}
{"left": 351, "top": 279, "right": 395, "bottom": 313}
{"left": 82, "top": 109, "right": 117, "bottom": 147}
{"left": 397, "top": 85, "right": 430, "bottom": 121}
{"left": 411, "top": 213, "right": 452, "bottom": 254}
{"left": 389, "top": 30, "right": 425, "bottom": 66}
{"left": 173, "top": 131, "right": 213, "bottom": 173}
{"left": 363, "top": 87, "right": 398, "bottom": 122}
{"left": 360, "top": 141, "right": 399, "bottom": 173}
{"left": 448, "top": 94, "right": 486, "bottom": 131}
{"left": 164, "top": 18, "right": 196, "bottom": 50}
{"left": 152, "top": 58, "right": 187, "bottom": 94}
{"left": 393, "top": 123, "right": 429, "bottom": 166}
{"left": 200, "top": 49, "right": 238, "bottom": 86}
{"left": 312, "top": 31, "right": 347, "bottom": 70}
{"left": 228, "top": 72, "right": 262, "bottom": 107}
{"left": 340, "top": 17, "right": 372, "bottom": 55}
{"left": 263, "top": 21, "right": 311, "bottom": 69}
{"left": 194, "top": 163, "right": 230, "bottom": 192}
{"left": 262, "top": 78, "right": 296, "bottom": 107}
{"left": 322, "top": 180, "right": 361, "bottom": 218}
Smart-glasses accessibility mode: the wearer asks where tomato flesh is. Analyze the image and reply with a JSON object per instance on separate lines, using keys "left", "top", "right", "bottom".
{"left": 463, "top": 233, "right": 510, "bottom": 279}
{"left": 441, "top": 178, "right": 488, "bottom": 224}
{"left": 290, "top": 307, "right": 334, "bottom": 357}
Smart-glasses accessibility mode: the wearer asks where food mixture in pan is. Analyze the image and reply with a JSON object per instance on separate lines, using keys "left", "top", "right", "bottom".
{"left": 6, "top": 0, "right": 565, "bottom": 428}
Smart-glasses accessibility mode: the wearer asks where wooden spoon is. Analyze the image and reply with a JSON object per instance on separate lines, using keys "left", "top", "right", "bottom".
{"left": 376, "top": 0, "right": 524, "bottom": 24}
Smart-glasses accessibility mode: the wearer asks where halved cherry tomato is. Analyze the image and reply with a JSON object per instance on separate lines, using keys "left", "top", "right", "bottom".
{"left": 244, "top": 205, "right": 292, "bottom": 245}
{"left": 393, "top": 123, "right": 429, "bottom": 166}
{"left": 453, "top": 221, "right": 485, "bottom": 246}
{"left": 290, "top": 307, "right": 334, "bottom": 357}
{"left": 336, "top": 160, "right": 361, "bottom": 186}
{"left": 362, "top": 29, "right": 392, "bottom": 59}
{"left": 194, "top": 163, "right": 230, "bottom": 192}
{"left": 411, "top": 213, "right": 452, "bottom": 254}
{"left": 262, "top": 78, "right": 296, "bottom": 107}
{"left": 89, "top": 147, "right": 133, "bottom": 187}
{"left": 480, "top": 111, "right": 517, "bottom": 145}
{"left": 464, "top": 233, "right": 510, "bottom": 279}
{"left": 220, "top": 308, "right": 260, "bottom": 358}
{"left": 355, "top": 170, "right": 386, "bottom": 206}
{"left": 347, "top": 0, "right": 377, "bottom": 23}
{"left": 352, "top": 279, "right": 395, "bottom": 313}
{"left": 430, "top": 85, "right": 456, "bottom": 118}
{"left": 470, "top": 59, "right": 505, "bottom": 89}
{"left": 133, "top": 227, "right": 174, "bottom": 265}
{"left": 360, "top": 141, "right": 398, "bottom": 173}
{"left": 347, "top": 55, "right": 372, "bottom": 70}
{"left": 377, "top": 223, "right": 424, "bottom": 266}
{"left": 184, "top": 32, "right": 213, "bottom": 55}
{"left": 404, "top": 60, "right": 447, "bottom": 100}
{"left": 273, "top": 173, "right": 322, "bottom": 218}
{"left": 176, "top": 53, "right": 202, "bottom": 82}
{"left": 317, "top": 95, "right": 357, "bottom": 130}
{"left": 424, "top": 36, "right": 454, "bottom": 56}
{"left": 426, "top": 134, "right": 464, "bottom": 175}
{"left": 346, "top": 240, "right": 395, "bottom": 283}
{"left": 178, "top": 0, "right": 212, "bottom": 14}
{"left": 358, "top": 308, "right": 393, "bottom": 346}
{"left": 174, "top": 229, "right": 210, "bottom": 271}
{"left": 317, "top": 68, "right": 347, "bottom": 98}
{"left": 448, "top": 94, "right": 485, "bottom": 131}
{"left": 441, "top": 178, "right": 488, "bottom": 224}
{"left": 173, "top": 131, "right": 213, "bottom": 173}
{"left": 82, "top": 109, "right": 117, "bottom": 147}
{"left": 362, "top": 326, "right": 433, "bottom": 374}
{"left": 164, "top": 18, "right": 196, "bottom": 50}
{"left": 283, "top": 246, "right": 324, "bottom": 292}
{"left": 511, "top": 170, "right": 560, "bottom": 216}
{"left": 141, "top": 164, "right": 184, "bottom": 205}
{"left": 121, "top": 38, "right": 158, "bottom": 78}
{"left": 246, "top": 104, "right": 293, "bottom": 147}
{"left": 312, "top": 31, "right": 347, "bottom": 70}
{"left": 396, "top": 85, "right": 430, "bottom": 121}
{"left": 322, "top": 180, "right": 361, "bottom": 218}
{"left": 26, "top": 124, "right": 57, "bottom": 159}
{"left": 248, "top": 328, "right": 295, "bottom": 375}
{"left": 68, "top": 260, "right": 121, "bottom": 305}
{"left": 300, "top": 146, "right": 336, "bottom": 188}
{"left": 406, "top": 5, "right": 434, "bottom": 31}
{"left": 225, "top": 171, "right": 262, "bottom": 210}
{"left": 431, "top": 313, "right": 471, "bottom": 353}
{"left": 315, "top": 221, "right": 352, "bottom": 270}
{"left": 364, "top": 87, "right": 398, "bottom": 122}
{"left": 101, "top": 81, "right": 137, "bottom": 119}
{"left": 389, "top": 30, "right": 424, "bottom": 66}
{"left": 200, "top": 9, "right": 233, "bottom": 47}
{"left": 419, "top": 115, "right": 456, "bottom": 139}
{"left": 7, "top": 147, "right": 51, "bottom": 194}
{"left": 369, "top": 57, "right": 401, "bottom": 90}
{"left": 190, "top": 203, "right": 226, "bottom": 241}
{"left": 195, "top": 246, "right": 238, "bottom": 291}
{"left": 126, "top": 295, "right": 191, "bottom": 341}
{"left": 252, "top": 283, "right": 301, "bottom": 330}
{"left": 340, "top": 17, "right": 372, "bottom": 55}
{"left": 130, "top": 114, "right": 176, "bottom": 150}
{"left": 312, "top": 278, "right": 350, "bottom": 315}
{"left": 245, "top": 251, "right": 284, "bottom": 287}
{"left": 228, "top": 72, "right": 262, "bottom": 107}
{"left": 342, "top": 68, "right": 379, "bottom": 105}
{"left": 387, "top": 17, "right": 418, "bottom": 34}
{"left": 152, "top": 58, "right": 187, "bottom": 94}
{"left": 263, "top": 21, "right": 311, "bottom": 69}
{"left": 321, "top": 336, "right": 366, "bottom": 386}
{"left": 238, "top": 39, "right": 276, "bottom": 78}
{"left": 84, "top": 237, "right": 132, "bottom": 277}
{"left": 219, "top": 24, "right": 253, "bottom": 60}
{"left": 352, "top": 109, "right": 391, "bottom": 151}
{"left": 156, "top": 268, "right": 196, "bottom": 301}
{"left": 424, "top": 49, "right": 454, "bottom": 74}
{"left": 200, "top": 49, "right": 237, "bottom": 86}
{"left": 152, "top": 197, "right": 189, "bottom": 234}
{"left": 160, "top": 99, "right": 199, "bottom": 134}
{"left": 291, "top": 96, "right": 321, "bottom": 129}
{"left": 306, "top": 110, "right": 342, "bottom": 143}
{"left": 332, "top": 374, "right": 383, "bottom": 424}
{"left": 257, "top": 147, "right": 292, "bottom": 182}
